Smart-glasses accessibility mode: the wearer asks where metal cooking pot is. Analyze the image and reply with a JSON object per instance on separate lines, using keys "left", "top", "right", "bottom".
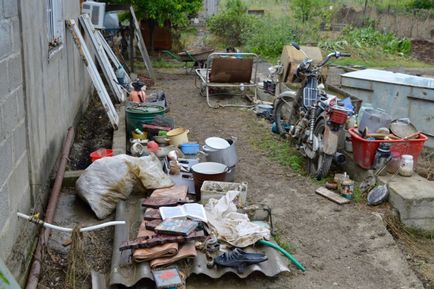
{"left": 202, "top": 138, "right": 238, "bottom": 168}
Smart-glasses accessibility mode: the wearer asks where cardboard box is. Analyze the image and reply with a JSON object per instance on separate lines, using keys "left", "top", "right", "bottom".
{"left": 279, "top": 45, "right": 327, "bottom": 84}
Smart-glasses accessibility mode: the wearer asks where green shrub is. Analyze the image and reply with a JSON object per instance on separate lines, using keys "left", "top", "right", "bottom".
{"left": 207, "top": 0, "right": 253, "bottom": 46}
{"left": 242, "top": 17, "right": 299, "bottom": 60}
{"left": 409, "top": 0, "right": 434, "bottom": 9}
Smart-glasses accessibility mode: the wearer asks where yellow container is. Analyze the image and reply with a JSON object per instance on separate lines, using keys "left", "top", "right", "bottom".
{"left": 167, "top": 128, "right": 189, "bottom": 146}
{"left": 132, "top": 130, "right": 147, "bottom": 140}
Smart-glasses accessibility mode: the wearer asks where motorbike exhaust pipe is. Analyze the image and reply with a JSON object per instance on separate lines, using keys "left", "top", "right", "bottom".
{"left": 334, "top": 152, "right": 346, "bottom": 165}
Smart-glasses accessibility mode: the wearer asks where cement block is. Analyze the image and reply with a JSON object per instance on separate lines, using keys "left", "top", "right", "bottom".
{"left": 3, "top": 0, "right": 18, "bottom": 18}
{"left": 10, "top": 16, "right": 20, "bottom": 51}
{"left": 0, "top": 58, "right": 8, "bottom": 97}
{"left": 0, "top": 20, "right": 11, "bottom": 59}
{"left": 2, "top": 90, "right": 18, "bottom": 134}
{"left": 0, "top": 184, "right": 10, "bottom": 232}
{"left": 0, "top": 137, "right": 13, "bottom": 186}
{"left": 15, "top": 86, "right": 24, "bottom": 120}
{"left": 13, "top": 120, "right": 26, "bottom": 161}
{"left": 340, "top": 150, "right": 372, "bottom": 181}
{"left": 7, "top": 53, "right": 22, "bottom": 91}
{"left": 380, "top": 174, "right": 434, "bottom": 231}
{"left": 7, "top": 154, "right": 30, "bottom": 208}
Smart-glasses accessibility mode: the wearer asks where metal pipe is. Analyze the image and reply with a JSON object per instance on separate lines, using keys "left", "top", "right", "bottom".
{"left": 25, "top": 127, "right": 75, "bottom": 289}
{"left": 17, "top": 212, "right": 126, "bottom": 232}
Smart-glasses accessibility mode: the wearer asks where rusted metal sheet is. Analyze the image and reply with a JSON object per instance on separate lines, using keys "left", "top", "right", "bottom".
{"left": 109, "top": 197, "right": 290, "bottom": 288}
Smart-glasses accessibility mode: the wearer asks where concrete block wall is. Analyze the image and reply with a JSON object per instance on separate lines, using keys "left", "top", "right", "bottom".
{"left": 0, "top": 0, "right": 92, "bottom": 284}
{"left": 0, "top": 0, "right": 32, "bottom": 266}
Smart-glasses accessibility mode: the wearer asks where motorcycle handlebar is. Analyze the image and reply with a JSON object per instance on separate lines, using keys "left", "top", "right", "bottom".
{"left": 317, "top": 51, "right": 351, "bottom": 68}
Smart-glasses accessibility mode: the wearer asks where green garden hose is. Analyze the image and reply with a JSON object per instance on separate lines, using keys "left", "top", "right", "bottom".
{"left": 257, "top": 239, "right": 306, "bottom": 272}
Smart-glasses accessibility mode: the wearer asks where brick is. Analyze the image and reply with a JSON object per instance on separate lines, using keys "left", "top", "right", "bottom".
{"left": 10, "top": 16, "right": 20, "bottom": 51}
{"left": 7, "top": 155, "right": 29, "bottom": 209}
{"left": 2, "top": 90, "right": 18, "bottom": 134}
{"left": 7, "top": 54, "right": 22, "bottom": 91}
{"left": 0, "top": 183, "right": 10, "bottom": 232}
{"left": 12, "top": 121, "right": 26, "bottom": 161}
{"left": 0, "top": 20, "right": 11, "bottom": 59}
{"left": 3, "top": 0, "right": 18, "bottom": 18}
{"left": 0, "top": 58, "right": 8, "bottom": 97}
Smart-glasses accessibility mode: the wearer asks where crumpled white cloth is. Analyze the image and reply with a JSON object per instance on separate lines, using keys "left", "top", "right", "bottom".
{"left": 205, "top": 191, "right": 270, "bottom": 247}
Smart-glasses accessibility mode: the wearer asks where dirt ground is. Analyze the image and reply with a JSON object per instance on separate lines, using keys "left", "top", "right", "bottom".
{"left": 37, "top": 67, "right": 433, "bottom": 289}
{"left": 68, "top": 95, "right": 114, "bottom": 170}
{"left": 157, "top": 68, "right": 432, "bottom": 289}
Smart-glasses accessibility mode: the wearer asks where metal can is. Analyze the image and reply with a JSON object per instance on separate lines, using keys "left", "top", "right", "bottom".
{"left": 341, "top": 179, "right": 354, "bottom": 200}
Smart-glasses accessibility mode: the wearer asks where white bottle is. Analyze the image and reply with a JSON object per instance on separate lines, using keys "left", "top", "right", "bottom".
{"left": 399, "top": 154, "right": 414, "bottom": 177}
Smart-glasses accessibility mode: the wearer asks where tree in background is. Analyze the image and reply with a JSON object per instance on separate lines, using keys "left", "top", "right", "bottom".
{"left": 108, "top": 0, "right": 202, "bottom": 50}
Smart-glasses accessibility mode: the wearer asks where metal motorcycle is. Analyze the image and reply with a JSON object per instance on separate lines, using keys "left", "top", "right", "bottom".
{"left": 272, "top": 43, "right": 352, "bottom": 179}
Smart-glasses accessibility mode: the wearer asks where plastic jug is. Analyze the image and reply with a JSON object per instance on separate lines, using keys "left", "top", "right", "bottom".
{"left": 357, "top": 103, "right": 373, "bottom": 125}
{"left": 358, "top": 108, "right": 392, "bottom": 134}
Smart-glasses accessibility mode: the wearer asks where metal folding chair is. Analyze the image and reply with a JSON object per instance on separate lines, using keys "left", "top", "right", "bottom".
{"left": 195, "top": 52, "right": 259, "bottom": 108}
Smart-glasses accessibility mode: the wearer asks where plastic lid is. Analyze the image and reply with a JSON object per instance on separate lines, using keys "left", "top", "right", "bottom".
{"left": 401, "top": 154, "right": 413, "bottom": 161}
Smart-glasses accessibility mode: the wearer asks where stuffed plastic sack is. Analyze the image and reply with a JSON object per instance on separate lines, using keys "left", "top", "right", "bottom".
{"left": 76, "top": 154, "right": 174, "bottom": 219}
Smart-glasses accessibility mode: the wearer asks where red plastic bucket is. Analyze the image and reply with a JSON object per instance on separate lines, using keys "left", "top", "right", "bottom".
{"left": 348, "top": 128, "right": 427, "bottom": 169}
{"left": 90, "top": 149, "right": 113, "bottom": 162}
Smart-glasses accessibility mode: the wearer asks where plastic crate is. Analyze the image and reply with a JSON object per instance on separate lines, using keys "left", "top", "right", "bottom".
{"left": 348, "top": 128, "right": 427, "bottom": 169}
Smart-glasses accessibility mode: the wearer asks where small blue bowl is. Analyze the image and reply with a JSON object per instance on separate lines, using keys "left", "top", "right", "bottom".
{"left": 180, "top": 143, "right": 200, "bottom": 155}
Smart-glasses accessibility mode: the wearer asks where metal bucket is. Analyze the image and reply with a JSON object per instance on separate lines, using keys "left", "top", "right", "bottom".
{"left": 202, "top": 138, "right": 238, "bottom": 168}
{"left": 191, "top": 162, "right": 228, "bottom": 201}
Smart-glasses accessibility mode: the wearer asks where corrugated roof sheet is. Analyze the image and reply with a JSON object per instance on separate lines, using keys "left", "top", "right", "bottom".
{"left": 109, "top": 198, "right": 290, "bottom": 288}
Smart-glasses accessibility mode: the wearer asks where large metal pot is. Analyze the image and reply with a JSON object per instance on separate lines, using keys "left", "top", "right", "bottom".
{"left": 202, "top": 138, "right": 238, "bottom": 167}
{"left": 191, "top": 162, "right": 228, "bottom": 201}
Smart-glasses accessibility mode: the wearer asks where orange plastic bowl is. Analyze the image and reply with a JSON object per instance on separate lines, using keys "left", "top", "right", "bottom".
{"left": 90, "top": 149, "right": 113, "bottom": 162}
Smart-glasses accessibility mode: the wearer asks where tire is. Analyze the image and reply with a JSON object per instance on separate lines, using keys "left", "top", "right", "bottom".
{"left": 307, "top": 118, "right": 333, "bottom": 180}
{"left": 273, "top": 89, "right": 302, "bottom": 137}
{"left": 273, "top": 98, "right": 292, "bottom": 137}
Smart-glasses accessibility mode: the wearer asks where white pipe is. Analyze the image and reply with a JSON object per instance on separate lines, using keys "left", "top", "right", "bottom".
{"left": 17, "top": 212, "right": 125, "bottom": 233}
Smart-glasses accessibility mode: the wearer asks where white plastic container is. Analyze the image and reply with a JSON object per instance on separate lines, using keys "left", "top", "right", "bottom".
{"left": 399, "top": 154, "right": 414, "bottom": 177}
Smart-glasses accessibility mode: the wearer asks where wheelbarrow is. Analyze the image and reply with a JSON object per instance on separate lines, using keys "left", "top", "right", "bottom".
{"left": 163, "top": 47, "right": 215, "bottom": 73}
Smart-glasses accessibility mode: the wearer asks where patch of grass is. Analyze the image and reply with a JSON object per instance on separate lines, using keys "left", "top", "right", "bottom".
{"left": 151, "top": 58, "right": 185, "bottom": 69}
{"left": 330, "top": 55, "right": 431, "bottom": 68}
{"left": 353, "top": 184, "right": 363, "bottom": 204}
{"left": 251, "top": 128, "right": 305, "bottom": 172}
{"left": 273, "top": 230, "right": 297, "bottom": 254}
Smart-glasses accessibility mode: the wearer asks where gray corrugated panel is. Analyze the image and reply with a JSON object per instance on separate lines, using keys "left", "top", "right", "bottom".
{"left": 109, "top": 197, "right": 290, "bottom": 288}
{"left": 91, "top": 271, "right": 107, "bottom": 289}
{"left": 342, "top": 69, "right": 434, "bottom": 89}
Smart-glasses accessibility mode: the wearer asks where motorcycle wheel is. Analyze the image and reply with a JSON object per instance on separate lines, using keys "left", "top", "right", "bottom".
{"left": 308, "top": 118, "right": 333, "bottom": 180}
{"left": 273, "top": 90, "right": 301, "bottom": 137}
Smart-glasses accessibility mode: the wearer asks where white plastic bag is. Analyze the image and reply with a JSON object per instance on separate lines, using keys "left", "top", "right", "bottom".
{"left": 76, "top": 154, "right": 173, "bottom": 219}
{"left": 205, "top": 191, "right": 270, "bottom": 247}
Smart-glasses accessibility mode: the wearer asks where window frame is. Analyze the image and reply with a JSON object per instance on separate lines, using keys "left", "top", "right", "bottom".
{"left": 47, "top": 0, "right": 64, "bottom": 57}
